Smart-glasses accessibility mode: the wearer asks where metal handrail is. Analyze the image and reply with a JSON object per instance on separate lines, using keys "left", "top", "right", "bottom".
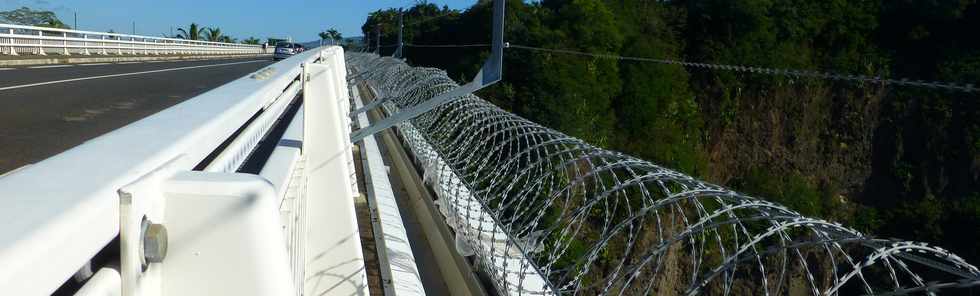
{"left": 0, "top": 23, "right": 265, "bottom": 56}
{"left": 0, "top": 48, "right": 325, "bottom": 295}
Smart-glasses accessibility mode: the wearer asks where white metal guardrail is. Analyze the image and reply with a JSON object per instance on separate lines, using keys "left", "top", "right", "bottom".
{"left": 0, "top": 23, "right": 263, "bottom": 56}
{"left": 0, "top": 46, "right": 380, "bottom": 296}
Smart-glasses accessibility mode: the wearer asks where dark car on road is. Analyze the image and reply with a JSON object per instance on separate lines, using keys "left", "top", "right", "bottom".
{"left": 273, "top": 42, "right": 305, "bottom": 60}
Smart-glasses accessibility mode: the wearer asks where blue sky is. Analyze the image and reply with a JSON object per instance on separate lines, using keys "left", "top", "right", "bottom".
{"left": 1, "top": 0, "right": 475, "bottom": 42}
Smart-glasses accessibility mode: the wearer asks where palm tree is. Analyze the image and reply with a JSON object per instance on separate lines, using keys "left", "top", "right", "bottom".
{"left": 328, "top": 29, "right": 342, "bottom": 43}
{"left": 241, "top": 37, "right": 261, "bottom": 45}
{"left": 319, "top": 28, "right": 343, "bottom": 45}
{"left": 202, "top": 27, "right": 226, "bottom": 42}
{"left": 176, "top": 23, "right": 202, "bottom": 40}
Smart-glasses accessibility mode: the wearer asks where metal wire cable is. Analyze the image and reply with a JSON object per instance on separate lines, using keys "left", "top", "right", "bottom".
{"left": 506, "top": 44, "right": 979, "bottom": 93}
{"left": 404, "top": 10, "right": 460, "bottom": 27}
{"left": 367, "top": 42, "right": 977, "bottom": 93}
{"left": 405, "top": 43, "right": 491, "bottom": 48}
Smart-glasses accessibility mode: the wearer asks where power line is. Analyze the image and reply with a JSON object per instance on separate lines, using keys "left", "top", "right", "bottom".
{"left": 404, "top": 11, "right": 459, "bottom": 26}
{"left": 380, "top": 41, "right": 977, "bottom": 93}
{"left": 506, "top": 44, "right": 978, "bottom": 93}
{"left": 405, "top": 43, "right": 490, "bottom": 48}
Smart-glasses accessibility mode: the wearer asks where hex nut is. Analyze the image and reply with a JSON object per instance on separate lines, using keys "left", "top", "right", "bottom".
{"left": 142, "top": 221, "right": 168, "bottom": 264}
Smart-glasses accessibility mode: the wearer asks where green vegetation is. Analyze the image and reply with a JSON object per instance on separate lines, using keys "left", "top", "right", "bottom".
{"left": 241, "top": 37, "right": 261, "bottom": 45}
{"left": 177, "top": 24, "right": 234, "bottom": 43}
{"left": 0, "top": 6, "right": 70, "bottom": 28}
{"left": 363, "top": 0, "right": 980, "bottom": 264}
{"left": 319, "top": 28, "right": 343, "bottom": 45}
{"left": 175, "top": 23, "right": 203, "bottom": 40}
{"left": 201, "top": 27, "right": 235, "bottom": 43}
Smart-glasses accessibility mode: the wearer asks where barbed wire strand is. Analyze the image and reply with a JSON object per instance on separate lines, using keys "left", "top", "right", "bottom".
{"left": 405, "top": 43, "right": 491, "bottom": 48}
{"left": 506, "top": 44, "right": 978, "bottom": 93}
{"left": 385, "top": 42, "right": 978, "bottom": 93}
{"left": 404, "top": 10, "right": 460, "bottom": 27}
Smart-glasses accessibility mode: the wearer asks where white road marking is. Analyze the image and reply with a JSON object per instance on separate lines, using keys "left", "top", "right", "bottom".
{"left": 116, "top": 61, "right": 142, "bottom": 65}
{"left": 0, "top": 68, "right": 14, "bottom": 71}
{"left": 28, "top": 64, "right": 73, "bottom": 69}
{"left": 79, "top": 63, "right": 112, "bottom": 66}
{"left": 0, "top": 60, "right": 266, "bottom": 91}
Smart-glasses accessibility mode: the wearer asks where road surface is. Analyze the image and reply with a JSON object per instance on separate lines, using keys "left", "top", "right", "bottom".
{"left": 0, "top": 57, "right": 275, "bottom": 174}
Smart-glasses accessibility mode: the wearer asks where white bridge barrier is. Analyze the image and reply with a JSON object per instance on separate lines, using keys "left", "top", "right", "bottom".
{"left": 0, "top": 23, "right": 263, "bottom": 56}
{"left": 0, "top": 46, "right": 377, "bottom": 296}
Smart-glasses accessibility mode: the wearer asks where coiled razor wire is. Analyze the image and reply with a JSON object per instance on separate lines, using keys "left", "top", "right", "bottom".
{"left": 345, "top": 53, "right": 980, "bottom": 296}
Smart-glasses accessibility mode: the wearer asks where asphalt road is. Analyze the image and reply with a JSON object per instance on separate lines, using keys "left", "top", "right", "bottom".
{"left": 0, "top": 57, "right": 275, "bottom": 174}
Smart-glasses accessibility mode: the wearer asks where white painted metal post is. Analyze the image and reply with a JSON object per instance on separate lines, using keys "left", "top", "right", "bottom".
{"left": 131, "top": 37, "right": 136, "bottom": 55}
{"left": 82, "top": 34, "right": 90, "bottom": 55}
{"left": 62, "top": 32, "right": 69, "bottom": 55}
{"left": 7, "top": 28, "right": 17, "bottom": 56}
{"left": 36, "top": 30, "right": 45, "bottom": 55}
{"left": 101, "top": 35, "right": 109, "bottom": 55}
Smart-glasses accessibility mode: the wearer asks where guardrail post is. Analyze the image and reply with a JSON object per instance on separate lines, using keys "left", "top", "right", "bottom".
{"left": 101, "top": 35, "right": 108, "bottom": 55}
{"left": 6, "top": 28, "right": 17, "bottom": 56}
{"left": 143, "top": 38, "right": 148, "bottom": 55}
{"left": 130, "top": 37, "right": 136, "bottom": 55}
{"left": 36, "top": 30, "right": 45, "bottom": 55}
{"left": 82, "top": 34, "right": 90, "bottom": 55}
{"left": 62, "top": 32, "right": 70, "bottom": 55}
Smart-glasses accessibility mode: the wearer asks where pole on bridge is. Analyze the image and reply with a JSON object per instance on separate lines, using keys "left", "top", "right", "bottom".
{"left": 350, "top": 0, "right": 506, "bottom": 142}
{"left": 374, "top": 25, "right": 380, "bottom": 54}
{"left": 394, "top": 8, "right": 403, "bottom": 59}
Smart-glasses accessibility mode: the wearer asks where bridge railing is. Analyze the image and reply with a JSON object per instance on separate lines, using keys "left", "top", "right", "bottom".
{"left": 0, "top": 47, "right": 363, "bottom": 296}
{"left": 347, "top": 52, "right": 980, "bottom": 296}
{"left": 0, "top": 23, "right": 264, "bottom": 56}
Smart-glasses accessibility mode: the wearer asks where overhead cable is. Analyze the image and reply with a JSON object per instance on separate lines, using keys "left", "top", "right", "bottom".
{"left": 506, "top": 44, "right": 978, "bottom": 93}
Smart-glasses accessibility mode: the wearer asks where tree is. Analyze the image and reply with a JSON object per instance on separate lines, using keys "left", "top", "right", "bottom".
{"left": 201, "top": 27, "right": 226, "bottom": 42}
{"left": 0, "top": 7, "right": 69, "bottom": 28}
{"left": 241, "top": 37, "right": 261, "bottom": 45}
{"left": 266, "top": 38, "right": 286, "bottom": 46}
{"left": 327, "top": 28, "right": 342, "bottom": 42}
{"left": 319, "top": 28, "right": 343, "bottom": 45}
{"left": 176, "top": 23, "right": 202, "bottom": 40}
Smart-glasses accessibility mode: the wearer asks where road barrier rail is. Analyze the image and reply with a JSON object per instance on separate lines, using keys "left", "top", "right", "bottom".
{"left": 0, "top": 23, "right": 263, "bottom": 56}
{"left": 0, "top": 46, "right": 375, "bottom": 296}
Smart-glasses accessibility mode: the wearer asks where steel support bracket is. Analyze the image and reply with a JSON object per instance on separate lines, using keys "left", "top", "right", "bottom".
{"left": 119, "top": 156, "right": 294, "bottom": 296}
